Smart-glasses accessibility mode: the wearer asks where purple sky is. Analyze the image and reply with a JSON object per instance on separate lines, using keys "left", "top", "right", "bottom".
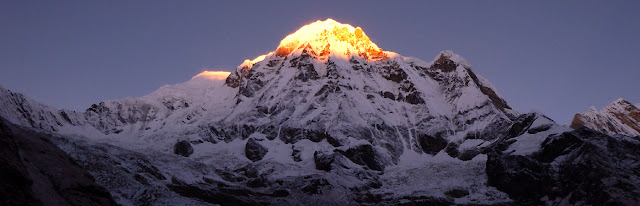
{"left": 1, "top": 1, "right": 639, "bottom": 124}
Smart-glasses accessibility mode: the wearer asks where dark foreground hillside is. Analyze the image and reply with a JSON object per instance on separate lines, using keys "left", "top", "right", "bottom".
{"left": 0, "top": 118, "right": 117, "bottom": 206}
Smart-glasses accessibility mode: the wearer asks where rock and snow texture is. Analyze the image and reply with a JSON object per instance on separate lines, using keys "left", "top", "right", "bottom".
{"left": 220, "top": 19, "right": 519, "bottom": 168}
{"left": 0, "top": 19, "right": 519, "bottom": 168}
{"left": 571, "top": 98, "right": 640, "bottom": 136}
{"left": 487, "top": 125, "right": 640, "bottom": 205}
{"left": 3, "top": 18, "right": 640, "bottom": 205}
{"left": 0, "top": 86, "right": 84, "bottom": 132}
{"left": 0, "top": 19, "right": 523, "bottom": 205}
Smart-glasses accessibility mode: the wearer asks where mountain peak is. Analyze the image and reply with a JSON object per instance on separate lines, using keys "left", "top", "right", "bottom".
{"left": 191, "top": 71, "right": 230, "bottom": 80}
{"left": 571, "top": 98, "right": 640, "bottom": 136}
{"left": 603, "top": 98, "right": 636, "bottom": 113}
{"left": 274, "top": 19, "right": 385, "bottom": 59}
{"left": 611, "top": 98, "right": 631, "bottom": 106}
{"left": 435, "top": 50, "right": 471, "bottom": 68}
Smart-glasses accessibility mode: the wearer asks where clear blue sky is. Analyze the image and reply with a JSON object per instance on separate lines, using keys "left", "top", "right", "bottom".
{"left": 1, "top": 1, "right": 638, "bottom": 124}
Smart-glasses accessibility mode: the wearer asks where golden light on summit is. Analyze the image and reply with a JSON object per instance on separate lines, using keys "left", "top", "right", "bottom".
{"left": 274, "top": 18, "right": 385, "bottom": 59}
{"left": 192, "top": 71, "right": 231, "bottom": 80}
{"left": 195, "top": 19, "right": 387, "bottom": 81}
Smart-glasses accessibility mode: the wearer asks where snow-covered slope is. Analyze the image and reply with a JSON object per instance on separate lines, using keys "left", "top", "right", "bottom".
{"left": 3, "top": 18, "right": 640, "bottom": 206}
{"left": 217, "top": 19, "right": 518, "bottom": 168}
{"left": 570, "top": 98, "right": 640, "bottom": 136}
{"left": 0, "top": 86, "right": 89, "bottom": 132}
{"left": 0, "top": 19, "right": 518, "bottom": 167}
{"left": 0, "top": 19, "right": 560, "bottom": 205}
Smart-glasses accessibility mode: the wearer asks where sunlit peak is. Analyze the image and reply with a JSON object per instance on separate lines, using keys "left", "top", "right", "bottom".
{"left": 274, "top": 18, "right": 385, "bottom": 59}
{"left": 238, "top": 53, "right": 270, "bottom": 70}
{"left": 192, "top": 71, "right": 231, "bottom": 80}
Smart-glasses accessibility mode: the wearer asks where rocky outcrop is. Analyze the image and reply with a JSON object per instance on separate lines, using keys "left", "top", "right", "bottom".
{"left": 245, "top": 138, "right": 268, "bottom": 162}
{"left": 0, "top": 118, "right": 117, "bottom": 206}
{"left": 313, "top": 151, "right": 350, "bottom": 172}
{"left": 487, "top": 127, "right": 640, "bottom": 205}
{"left": 174, "top": 140, "right": 194, "bottom": 157}
{"left": 417, "top": 133, "right": 448, "bottom": 155}
{"left": 339, "top": 144, "right": 386, "bottom": 171}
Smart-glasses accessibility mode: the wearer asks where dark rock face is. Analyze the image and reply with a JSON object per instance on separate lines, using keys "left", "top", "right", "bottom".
{"left": 278, "top": 128, "right": 334, "bottom": 144}
{"left": 291, "top": 146, "right": 302, "bottom": 162}
{"left": 0, "top": 120, "right": 40, "bottom": 206}
{"left": 301, "top": 178, "right": 331, "bottom": 195}
{"left": 166, "top": 183, "right": 259, "bottom": 206}
{"left": 226, "top": 63, "right": 252, "bottom": 88}
{"left": 135, "top": 159, "right": 166, "bottom": 180}
{"left": 444, "top": 142, "right": 460, "bottom": 158}
{"left": 506, "top": 113, "right": 537, "bottom": 138}
{"left": 404, "top": 91, "right": 425, "bottom": 105}
{"left": 431, "top": 53, "right": 459, "bottom": 72}
{"left": 445, "top": 188, "right": 469, "bottom": 198}
{"left": 173, "top": 140, "right": 194, "bottom": 157}
{"left": 487, "top": 127, "right": 640, "bottom": 205}
{"left": 225, "top": 72, "right": 243, "bottom": 88}
{"left": 380, "top": 63, "right": 408, "bottom": 83}
{"left": 245, "top": 138, "right": 268, "bottom": 162}
{"left": 271, "top": 189, "right": 290, "bottom": 197}
{"left": 339, "top": 144, "right": 385, "bottom": 171}
{"left": 0, "top": 118, "right": 117, "bottom": 206}
{"left": 313, "top": 151, "right": 341, "bottom": 171}
{"left": 457, "top": 149, "right": 481, "bottom": 161}
{"left": 486, "top": 151, "right": 549, "bottom": 203}
{"left": 239, "top": 70, "right": 266, "bottom": 98}
{"left": 417, "top": 133, "right": 448, "bottom": 155}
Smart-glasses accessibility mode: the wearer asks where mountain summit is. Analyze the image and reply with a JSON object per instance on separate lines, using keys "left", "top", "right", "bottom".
{"left": 274, "top": 19, "right": 385, "bottom": 59}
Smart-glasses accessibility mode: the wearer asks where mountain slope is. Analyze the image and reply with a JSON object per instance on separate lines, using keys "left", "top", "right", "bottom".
{"left": 0, "top": 19, "right": 518, "bottom": 168}
{"left": 2, "top": 18, "right": 640, "bottom": 205}
{"left": 570, "top": 98, "right": 640, "bottom": 136}
{"left": 0, "top": 19, "right": 525, "bottom": 205}
{"left": 0, "top": 118, "right": 117, "bottom": 206}
{"left": 205, "top": 19, "right": 519, "bottom": 168}
{"left": 0, "top": 86, "right": 85, "bottom": 132}
{"left": 488, "top": 126, "right": 640, "bottom": 205}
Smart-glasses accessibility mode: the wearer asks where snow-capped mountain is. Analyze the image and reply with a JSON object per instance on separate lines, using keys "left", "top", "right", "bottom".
{"left": 570, "top": 98, "right": 640, "bottom": 136}
{"left": 2, "top": 19, "right": 639, "bottom": 205}
{"left": 0, "top": 19, "right": 518, "bottom": 165}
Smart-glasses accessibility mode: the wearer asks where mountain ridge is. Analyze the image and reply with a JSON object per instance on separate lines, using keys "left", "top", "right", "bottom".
{"left": 2, "top": 19, "right": 639, "bottom": 205}
{"left": 0, "top": 19, "right": 519, "bottom": 169}
{"left": 570, "top": 98, "right": 640, "bottom": 136}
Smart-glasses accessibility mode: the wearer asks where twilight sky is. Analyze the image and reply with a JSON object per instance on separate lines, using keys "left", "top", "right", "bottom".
{"left": 1, "top": 1, "right": 638, "bottom": 124}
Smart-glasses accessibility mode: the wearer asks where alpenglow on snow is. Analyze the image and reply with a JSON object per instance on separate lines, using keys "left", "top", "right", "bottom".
{"left": 2, "top": 19, "right": 638, "bottom": 206}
